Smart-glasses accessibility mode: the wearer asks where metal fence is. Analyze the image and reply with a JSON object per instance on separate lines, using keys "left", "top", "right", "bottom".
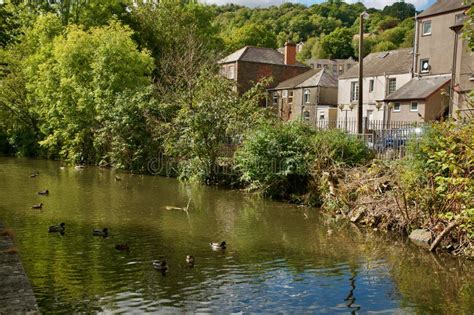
{"left": 217, "top": 119, "right": 426, "bottom": 162}
{"left": 315, "top": 119, "right": 426, "bottom": 159}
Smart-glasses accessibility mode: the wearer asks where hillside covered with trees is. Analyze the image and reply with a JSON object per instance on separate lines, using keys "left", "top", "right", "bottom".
{"left": 212, "top": 0, "right": 416, "bottom": 60}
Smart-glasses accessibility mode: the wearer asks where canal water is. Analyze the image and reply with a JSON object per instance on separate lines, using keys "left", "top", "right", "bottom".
{"left": 0, "top": 157, "right": 472, "bottom": 313}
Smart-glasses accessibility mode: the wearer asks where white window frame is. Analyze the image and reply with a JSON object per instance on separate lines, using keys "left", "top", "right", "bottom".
{"left": 393, "top": 102, "right": 401, "bottom": 112}
{"left": 422, "top": 20, "right": 432, "bottom": 36}
{"left": 304, "top": 89, "right": 311, "bottom": 104}
{"left": 288, "top": 90, "right": 294, "bottom": 104}
{"left": 369, "top": 79, "right": 374, "bottom": 93}
{"left": 410, "top": 102, "right": 419, "bottom": 112}
{"left": 228, "top": 65, "right": 235, "bottom": 79}
{"left": 303, "top": 111, "right": 310, "bottom": 121}
{"left": 350, "top": 81, "right": 359, "bottom": 102}
{"left": 420, "top": 59, "right": 430, "bottom": 73}
{"left": 282, "top": 90, "right": 288, "bottom": 98}
{"left": 272, "top": 92, "right": 278, "bottom": 105}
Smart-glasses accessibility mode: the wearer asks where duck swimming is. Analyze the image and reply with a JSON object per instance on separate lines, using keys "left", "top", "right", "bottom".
{"left": 49, "top": 223, "right": 65, "bottom": 233}
{"left": 92, "top": 228, "right": 108, "bottom": 237}
{"left": 115, "top": 244, "right": 130, "bottom": 251}
{"left": 30, "top": 171, "right": 39, "bottom": 178}
{"left": 114, "top": 176, "right": 122, "bottom": 181}
{"left": 31, "top": 203, "right": 43, "bottom": 209}
{"left": 152, "top": 260, "right": 168, "bottom": 272}
{"left": 38, "top": 190, "right": 49, "bottom": 195}
{"left": 210, "top": 241, "right": 226, "bottom": 250}
{"left": 186, "top": 255, "right": 195, "bottom": 265}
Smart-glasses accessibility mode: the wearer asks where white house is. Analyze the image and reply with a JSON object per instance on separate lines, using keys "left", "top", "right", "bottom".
{"left": 337, "top": 48, "right": 413, "bottom": 125}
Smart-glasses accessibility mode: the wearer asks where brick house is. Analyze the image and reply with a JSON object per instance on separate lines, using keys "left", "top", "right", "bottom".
{"left": 218, "top": 42, "right": 310, "bottom": 95}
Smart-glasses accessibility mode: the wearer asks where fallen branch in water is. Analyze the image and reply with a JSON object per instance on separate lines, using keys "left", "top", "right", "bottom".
{"left": 430, "top": 221, "right": 458, "bottom": 252}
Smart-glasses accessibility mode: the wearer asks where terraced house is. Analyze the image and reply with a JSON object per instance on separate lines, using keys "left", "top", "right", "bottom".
{"left": 268, "top": 68, "right": 338, "bottom": 123}
{"left": 337, "top": 48, "right": 414, "bottom": 125}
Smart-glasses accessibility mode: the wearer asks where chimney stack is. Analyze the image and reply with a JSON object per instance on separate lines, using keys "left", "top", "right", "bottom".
{"left": 284, "top": 41, "right": 296, "bottom": 65}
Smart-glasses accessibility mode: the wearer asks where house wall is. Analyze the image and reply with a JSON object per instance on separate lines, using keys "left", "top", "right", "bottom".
{"left": 416, "top": 10, "right": 464, "bottom": 76}
{"left": 235, "top": 61, "right": 309, "bottom": 94}
{"left": 338, "top": 73, "right": 412, "bottom": 123}
{"left": 270, "top": 85, "right": 338, "bottom": 123}
{"left": 387, "top": 83, "right": 449, "bottom": 122}
{"left": 453, "top": 33, "right": 474, "bottom": 116}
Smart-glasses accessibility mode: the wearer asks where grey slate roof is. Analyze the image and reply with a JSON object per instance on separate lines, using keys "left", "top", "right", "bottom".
{"left": 384, "top": 75, "right": 451, "bottom": 101}
{"left": 271, "top": 68, "right": 337, "bottom": 90}
{"left": 218, "top": 46, "right": 307, "bottom": 67}
{"left": 339, "top": 48, "right": 413, "bottom": 80}
{"left": 418, "top": 0, "right": 470, "bottom": 18}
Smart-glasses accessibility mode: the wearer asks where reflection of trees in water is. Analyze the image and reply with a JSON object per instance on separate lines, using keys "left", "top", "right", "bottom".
{"left": 344, "top": 269, "right": 361, "bottom": 314}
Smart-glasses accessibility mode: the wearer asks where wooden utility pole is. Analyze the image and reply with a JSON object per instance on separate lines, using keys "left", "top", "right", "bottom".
{"left": 358, "top": 13, "right": 365, "bottom": 135}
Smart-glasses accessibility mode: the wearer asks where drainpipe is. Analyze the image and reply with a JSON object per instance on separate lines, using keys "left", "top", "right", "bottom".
{"left": 413, "top": 12, "right": 419, "bottom": 77}
{"left": 300, "top": 87, "right": 304, "bottom": 122}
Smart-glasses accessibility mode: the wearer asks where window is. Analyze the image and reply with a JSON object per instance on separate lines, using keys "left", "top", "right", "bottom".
{"left": 369, "top": 79, "right": 374, "bottom": 92}
{"left": 367, "top": 110, "right": 374, "bottom": 121}
{"left": 393, "top": 102, "right": 401, "bottom": 112}
{"left": 272, "top": 92, "right": 278, "bottom": 105}
{"left": 455, "top": 14, "right": 466, "bottom": 24}
{"left": 339, "top": 65, "right": 344, "bottom": 75}
{"left": 282, "top": 90, "right": 288, "bottom": 98}
{"left": 350, "top": 81, "right": 359, "bottom": 102}
{"left": 288, "top": 91, "right": 294, "bottom": 104}
{"left": 422, "top": 20, "right": 432, "bottom": 36}
{"left": 303, "top": 111, "right": 310, "bottom": 121}
{"left": 319, "top": 113, "right": 325, "bottom": 121}
{"left": 388, "top": 78, "right": 396, "bottom": 95}
{"left": 228, "top": 65, "right": 235, "bottom": 79}
{"left": 304, "top": 89, "right": 311, "bottom": 103}
{"left": 410, "top": 102, "right": 418, "bottom": 112}
{"left": 420, "top": 59, "right": 430, "bottom": 73}
{"left": 316, "top": 64, "right": 322, "bottom": 69}
{"left": 323, "top": 64, "right": 329, "bottom": 70}
{"left": 332, "top": 65, "right": 337, "bottom": 74}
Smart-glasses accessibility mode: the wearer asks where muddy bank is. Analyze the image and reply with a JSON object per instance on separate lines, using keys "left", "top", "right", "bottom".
{"left": 0, "top": 223, "right": 39, "bottom": 314}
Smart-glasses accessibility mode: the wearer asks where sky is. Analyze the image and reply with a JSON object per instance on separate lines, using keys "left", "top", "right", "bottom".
{"left": 200, "top": 0, "right": 437, "bottom": 10}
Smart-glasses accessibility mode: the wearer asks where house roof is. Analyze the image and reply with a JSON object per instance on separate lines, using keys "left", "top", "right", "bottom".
{"left": 418, "top": 0, "right": 470, "bottom": 18}
{"left": 271, "top": 68, "right": 337, "bottom": 90}
{"left": 384, "top": 75, "right": 451, "bottom": 101}
{"left": 339, "top": 48, "right": 413, "bottom": 80}
{"left": 218, "top": 46, "right": 307, "bottom": 67}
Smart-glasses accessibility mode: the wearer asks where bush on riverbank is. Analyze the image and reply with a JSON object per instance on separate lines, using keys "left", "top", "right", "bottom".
{"left": 234, "top": 124, "right": 372, "bottom": 201}
{"left": 321, "top": 120, "right": 474, "bottom": 256}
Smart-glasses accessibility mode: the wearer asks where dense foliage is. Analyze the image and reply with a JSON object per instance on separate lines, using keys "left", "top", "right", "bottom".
{"left": 234, "top": 123, "right": 371, "bottom": 201}
{"left": 214, "top": 0, "right": 416, "bottom": 60}
{"left": 402, "top": 122, "right": 474, "bottom": 239}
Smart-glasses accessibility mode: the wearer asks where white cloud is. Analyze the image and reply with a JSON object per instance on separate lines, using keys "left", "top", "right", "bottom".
{"left": 200, "top": 0, "right": 432, "bottom": 9}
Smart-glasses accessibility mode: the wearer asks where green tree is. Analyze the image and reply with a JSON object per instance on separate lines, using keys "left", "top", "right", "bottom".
{"left": 27, "top": 19, "right": 153, "bottom": 163}
{"left": 372, "top": 41, "right": 397, "bottom": 52}
{"left": 317, "top": 27, "right": 354, "bottom": 59}
{"left": 225, "top": 23, "right": 277, "bottom": 51}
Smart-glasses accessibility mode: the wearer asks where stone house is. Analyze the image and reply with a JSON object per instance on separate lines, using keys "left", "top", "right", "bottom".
{"left": 218, "top": 43, "right": 310, "bottom": 95}
{"left": 268, "top": 68, "right": 338, "bottom": 124}
{"left": 337, "top": 48, "right": 414, "bottom": 125}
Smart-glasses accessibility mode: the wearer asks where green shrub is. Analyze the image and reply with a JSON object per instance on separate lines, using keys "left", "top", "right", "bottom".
{"left": 234, "top": 122, "right": 316, "bottom": 199}
{"left": 312, "top": 129, "right": 373, "bottom": 167}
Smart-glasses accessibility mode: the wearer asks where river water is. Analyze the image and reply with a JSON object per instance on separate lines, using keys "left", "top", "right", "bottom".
{"left": 0, "top": 157, "right": 472, "bottom": 313}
